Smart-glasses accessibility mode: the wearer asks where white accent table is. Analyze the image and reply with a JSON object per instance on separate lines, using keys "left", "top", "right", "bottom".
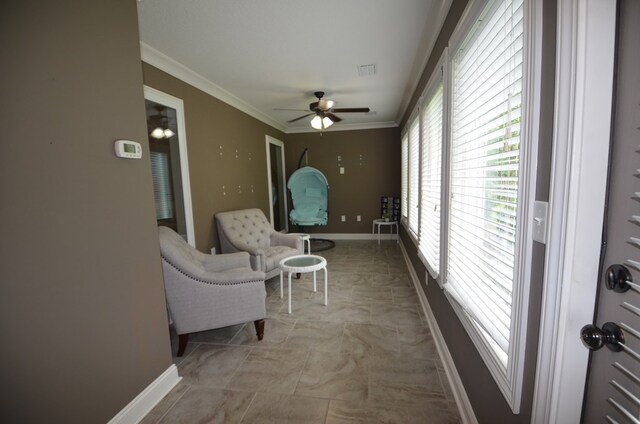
{"left": 372, "top": 219, "right": 399, "bottom": 245}
{"left": 287, "top": 233, "right": 311, "bottom": 254}
{"left": 279, "top": 254, "right": 328, "bottom": 314}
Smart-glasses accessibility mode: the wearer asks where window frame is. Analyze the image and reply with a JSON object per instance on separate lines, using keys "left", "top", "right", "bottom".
{"left": 417, "top": 51, "right": 447, "bottom": 283}
{"left": 441, "top": 0, "right": 541, "bottom": 413}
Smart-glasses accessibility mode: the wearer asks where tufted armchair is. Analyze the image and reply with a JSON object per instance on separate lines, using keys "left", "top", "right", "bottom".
{"left": 215, "top": 208, "right": 303, "bottom": 279}
{"left": 158, "top": 226, "right": 267, "bottom": 356}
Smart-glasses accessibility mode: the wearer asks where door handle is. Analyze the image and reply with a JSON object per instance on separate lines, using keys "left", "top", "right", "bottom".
{"left": 605, "top": 264, "right": 632, "bottom": 293}
{"left": 580, "top": 322, "right": 625, "bottom": 352}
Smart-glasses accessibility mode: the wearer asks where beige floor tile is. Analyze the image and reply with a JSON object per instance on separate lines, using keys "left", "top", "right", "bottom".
{"left": 178, "top": 344, "right": 251, "bottom": 388}
{"left": 397, "top": 325, "right": 438, "bottom": 360}
{"left": 370, "top": 303, "right": 422, "bottom": 327}
{"left": 392, "top": 286, "right": 420, "bottom": 305}
{"left": 226, "top": 347, "right": 309, "bottom": 395}
{"left": 240, "top": 392, "right": 329, "bottom": 423}
{"left": 341, "top": 323, "right": 400, "bottom": 357}
{"left": 296, "top": 350, "right": 368, "bottom": 401}
{"left": 229, "top": 318, "right": 295, "bottom": 347}
{"left": 322, "top": 299, "right": 372, "bottom": 324}
{"left": 352, "top": 286, "right": 393, "bottom": 302}
{"left": 326, "top": 399, "right": 459, "bottom": 424}
{"left": 369, "top": 353, "right": 444, "bottom": 405}
{"left": 157, "top": 386, "right": 254, "bottom": 424}
{"left": 283, "top": 320, "right": 344, "bottom": 352}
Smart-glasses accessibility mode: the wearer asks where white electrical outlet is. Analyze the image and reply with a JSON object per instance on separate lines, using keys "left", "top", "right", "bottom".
{"left": 210, "top": 247, "right": 216, "bottom": 255}
{"left": 341, "top": 215, "right": 346, "bottom": 222}
{"left": 357, "top": 215, "right": 361, "bottom": 222}
{"left": 340, "top": 167, "right": 345, "bottom": 174}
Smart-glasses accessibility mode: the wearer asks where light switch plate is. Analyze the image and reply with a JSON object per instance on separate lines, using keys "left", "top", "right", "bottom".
{"left": 532, "top": 201, "right": 548, "bottom": 244}
{"left": 340, "top": 167, "right": 345, "bottom": 174}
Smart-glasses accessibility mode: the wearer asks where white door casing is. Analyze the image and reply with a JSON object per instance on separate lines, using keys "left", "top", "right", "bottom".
{"left": 531, "top": 1, "right": 617, "bottom": 423}
{"left": 144, "top": 86, "right": 196, "bottom": 247}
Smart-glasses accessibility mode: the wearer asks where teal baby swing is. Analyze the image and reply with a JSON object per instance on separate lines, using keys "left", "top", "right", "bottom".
{"left": 287, "top": 148, "right": 335, "bottom": 251}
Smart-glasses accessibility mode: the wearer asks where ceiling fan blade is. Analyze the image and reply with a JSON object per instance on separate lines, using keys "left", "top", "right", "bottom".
{"left": 274, "top": 108, "right": 309, "bottom": 112}
{"left": 287, "top": 113, "right": 315, "bottom": 123}
{"left": 325, "top": 113, "right": 342, "bottom": 122}
{"left": 331, "top": 107, "right": 371, "bottom": 113}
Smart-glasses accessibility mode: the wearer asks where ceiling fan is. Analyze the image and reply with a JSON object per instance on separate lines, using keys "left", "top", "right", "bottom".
{"left": 283, "top": 91, "right": 370, "bottom": 130}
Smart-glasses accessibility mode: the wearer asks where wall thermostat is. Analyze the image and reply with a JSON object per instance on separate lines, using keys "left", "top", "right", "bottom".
{"left": 115, "top": 140, "right": 142, "bottom": 159}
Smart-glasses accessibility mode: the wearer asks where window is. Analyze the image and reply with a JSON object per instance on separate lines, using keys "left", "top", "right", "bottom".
{"left": 407, "top": 117, "right": 420, "bottom": 236}
{"left": 444, "top": 0, "right": 531, "bottom": 412}
{"left": 401, "top": 133, "right": 409, "bottom": 220}
{"left": 399, "top": 0, "right": 536, "bottom": 412}
{"left": 418, "top": 83, "right": 444, "bottom": 277}
{"left": 150, "top": 151, "right": 174, "bottom": 220}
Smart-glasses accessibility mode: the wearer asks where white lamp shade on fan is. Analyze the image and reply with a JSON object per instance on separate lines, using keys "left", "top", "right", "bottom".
{"left": 310, "top": 115, "right": 333, "bottom": 130}
{"left": 150, "top": 127, "right": 175, "bottom": 139}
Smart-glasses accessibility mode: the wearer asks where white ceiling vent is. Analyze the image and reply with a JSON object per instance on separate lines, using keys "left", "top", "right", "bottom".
{"left": 357, "top": 64, "right": 377, "bottom": 76}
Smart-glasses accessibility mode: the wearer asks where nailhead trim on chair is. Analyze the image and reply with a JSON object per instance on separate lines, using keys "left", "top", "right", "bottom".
{"left": 161, "top": 256, "right": 264, "bottom": 286}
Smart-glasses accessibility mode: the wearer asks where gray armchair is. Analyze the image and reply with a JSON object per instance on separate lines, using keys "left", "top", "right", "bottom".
{"left": 216, "top": 208, "right": 303, "bottom": 279}
{"left": 158, "top": 226, "right": 266, "bottom": 356}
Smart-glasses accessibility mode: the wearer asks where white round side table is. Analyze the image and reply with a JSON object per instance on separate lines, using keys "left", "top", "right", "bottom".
{"left": 279, "top": 254, "right": 328, "bottom": 314}
{"left": 372, "top": 219, "right": 399, "bottom": 245}
{"left": 287, "top": 233, "right": 311, "bottom": 254}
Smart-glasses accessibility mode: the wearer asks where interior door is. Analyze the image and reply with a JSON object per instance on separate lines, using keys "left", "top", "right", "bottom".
{"left": 581, "top": 1, "right": 640, "bottom": 421}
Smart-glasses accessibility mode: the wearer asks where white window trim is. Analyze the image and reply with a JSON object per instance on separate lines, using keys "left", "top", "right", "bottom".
{"left": 441, "top": 0, "right": 542, "bottom": 413}
{"left": 406, "top": 109, "right": 421, "bottom": 246}
{"left": 143, "top": 86, "right": 196, "bottom": 247}
{"left": 416, "top": 50, "right": 448, "bottom": 285}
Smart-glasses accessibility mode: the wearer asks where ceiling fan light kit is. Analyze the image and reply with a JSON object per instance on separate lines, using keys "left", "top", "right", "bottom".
{"left": 286, "top": 91, "right": 371, "bottom": 131}
{"left": 150, "top": 127, "right": 175, "bottom": 139}
{"left": 310, "top": 115, "right": 334, "bottom": 130}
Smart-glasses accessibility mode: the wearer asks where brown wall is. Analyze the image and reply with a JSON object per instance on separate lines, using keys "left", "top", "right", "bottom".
{"left": 285, "top": 128, "right": 401, "bottom": 233}
{"left": 142, "top": 64, "right": 287, "bottom": 252}
{"left": 398, "top": 0, "right": 556, "bottom": 422}
{"left": 1, "top": 1, "right": 172, "bottom": 423}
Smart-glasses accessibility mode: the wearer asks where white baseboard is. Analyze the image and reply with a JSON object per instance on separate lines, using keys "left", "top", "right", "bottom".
{"left": 108, "top": 364, "right": 181, "bottom": 424}
{"left": 399, "top": 241, "right": 478, "bottom": 424}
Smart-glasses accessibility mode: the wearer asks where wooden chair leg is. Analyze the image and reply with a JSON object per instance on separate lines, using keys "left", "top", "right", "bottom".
{"left": 254, "top": 319, "right": 265, "bottom": 341}
{"left": 177, "top": 334, "right": 189, "bottom": 357}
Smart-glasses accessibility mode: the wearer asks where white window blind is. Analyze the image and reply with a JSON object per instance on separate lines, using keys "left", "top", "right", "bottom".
{"left": 408, "top": 117, "right": 420, "bottom": 236}
{"left": 419, "top": 83, "right": 444, "bottom": 277}
{"left": 150, "top": 151, "right": 175, "bottom": 220}
{"left": 401, "top": 133, "right": 409, "bottom": 219}
{"left": 445, "top": 0, "right": 524, "bottom": 368}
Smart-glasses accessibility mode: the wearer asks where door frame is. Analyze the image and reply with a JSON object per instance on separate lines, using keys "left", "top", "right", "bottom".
{"left": 531, "top": 0, "right": 617, "bottom": 422}
{"left": 143, "top": 86, "right": 196, "bottom": 247}
{"left": 265, "top": 135, "right": 288, "bottom": 232}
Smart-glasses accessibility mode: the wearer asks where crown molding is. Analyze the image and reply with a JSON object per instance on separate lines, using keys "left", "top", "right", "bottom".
{"left": 140, "top": 42, "right": 288, "bottom": 133}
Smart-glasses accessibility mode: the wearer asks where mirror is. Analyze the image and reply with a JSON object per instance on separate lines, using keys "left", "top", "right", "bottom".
{"left": 266, "top": 136, "right": 288, "bottom": 232}
{"left": 144, "top": 86, "right": 195, "bottom": 246}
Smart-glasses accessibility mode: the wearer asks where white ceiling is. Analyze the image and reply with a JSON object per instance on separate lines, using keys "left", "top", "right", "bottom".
{"left": 137, "top": 0, "right": 451, "bottom": 133}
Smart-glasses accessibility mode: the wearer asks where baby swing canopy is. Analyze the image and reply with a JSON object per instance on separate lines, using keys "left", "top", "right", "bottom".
{"left": 287, "top": 166, "right": 329, "bottom": 226}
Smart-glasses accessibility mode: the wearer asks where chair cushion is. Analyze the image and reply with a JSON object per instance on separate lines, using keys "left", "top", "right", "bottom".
{"left": 264, "top": 245, "right": 299, "bottom": 271}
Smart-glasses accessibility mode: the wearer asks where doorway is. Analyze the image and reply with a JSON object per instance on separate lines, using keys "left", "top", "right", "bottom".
{"left": 144, "top": 86, "right": 195, "bottom": 246}
{"left": 266, "top": 136, "right": 288, "bottom": 232}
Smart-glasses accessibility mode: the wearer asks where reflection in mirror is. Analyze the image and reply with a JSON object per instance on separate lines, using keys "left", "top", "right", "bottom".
{"left": 266, "top": 136, "right": 288, "bottom": 232}
{"left": 143, "top": 87, "right": 194, "bottom": 246}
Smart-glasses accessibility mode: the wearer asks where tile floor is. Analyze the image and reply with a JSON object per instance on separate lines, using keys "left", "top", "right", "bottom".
{"left": 142, "top": 240, "right": 461, "bottom": 423}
